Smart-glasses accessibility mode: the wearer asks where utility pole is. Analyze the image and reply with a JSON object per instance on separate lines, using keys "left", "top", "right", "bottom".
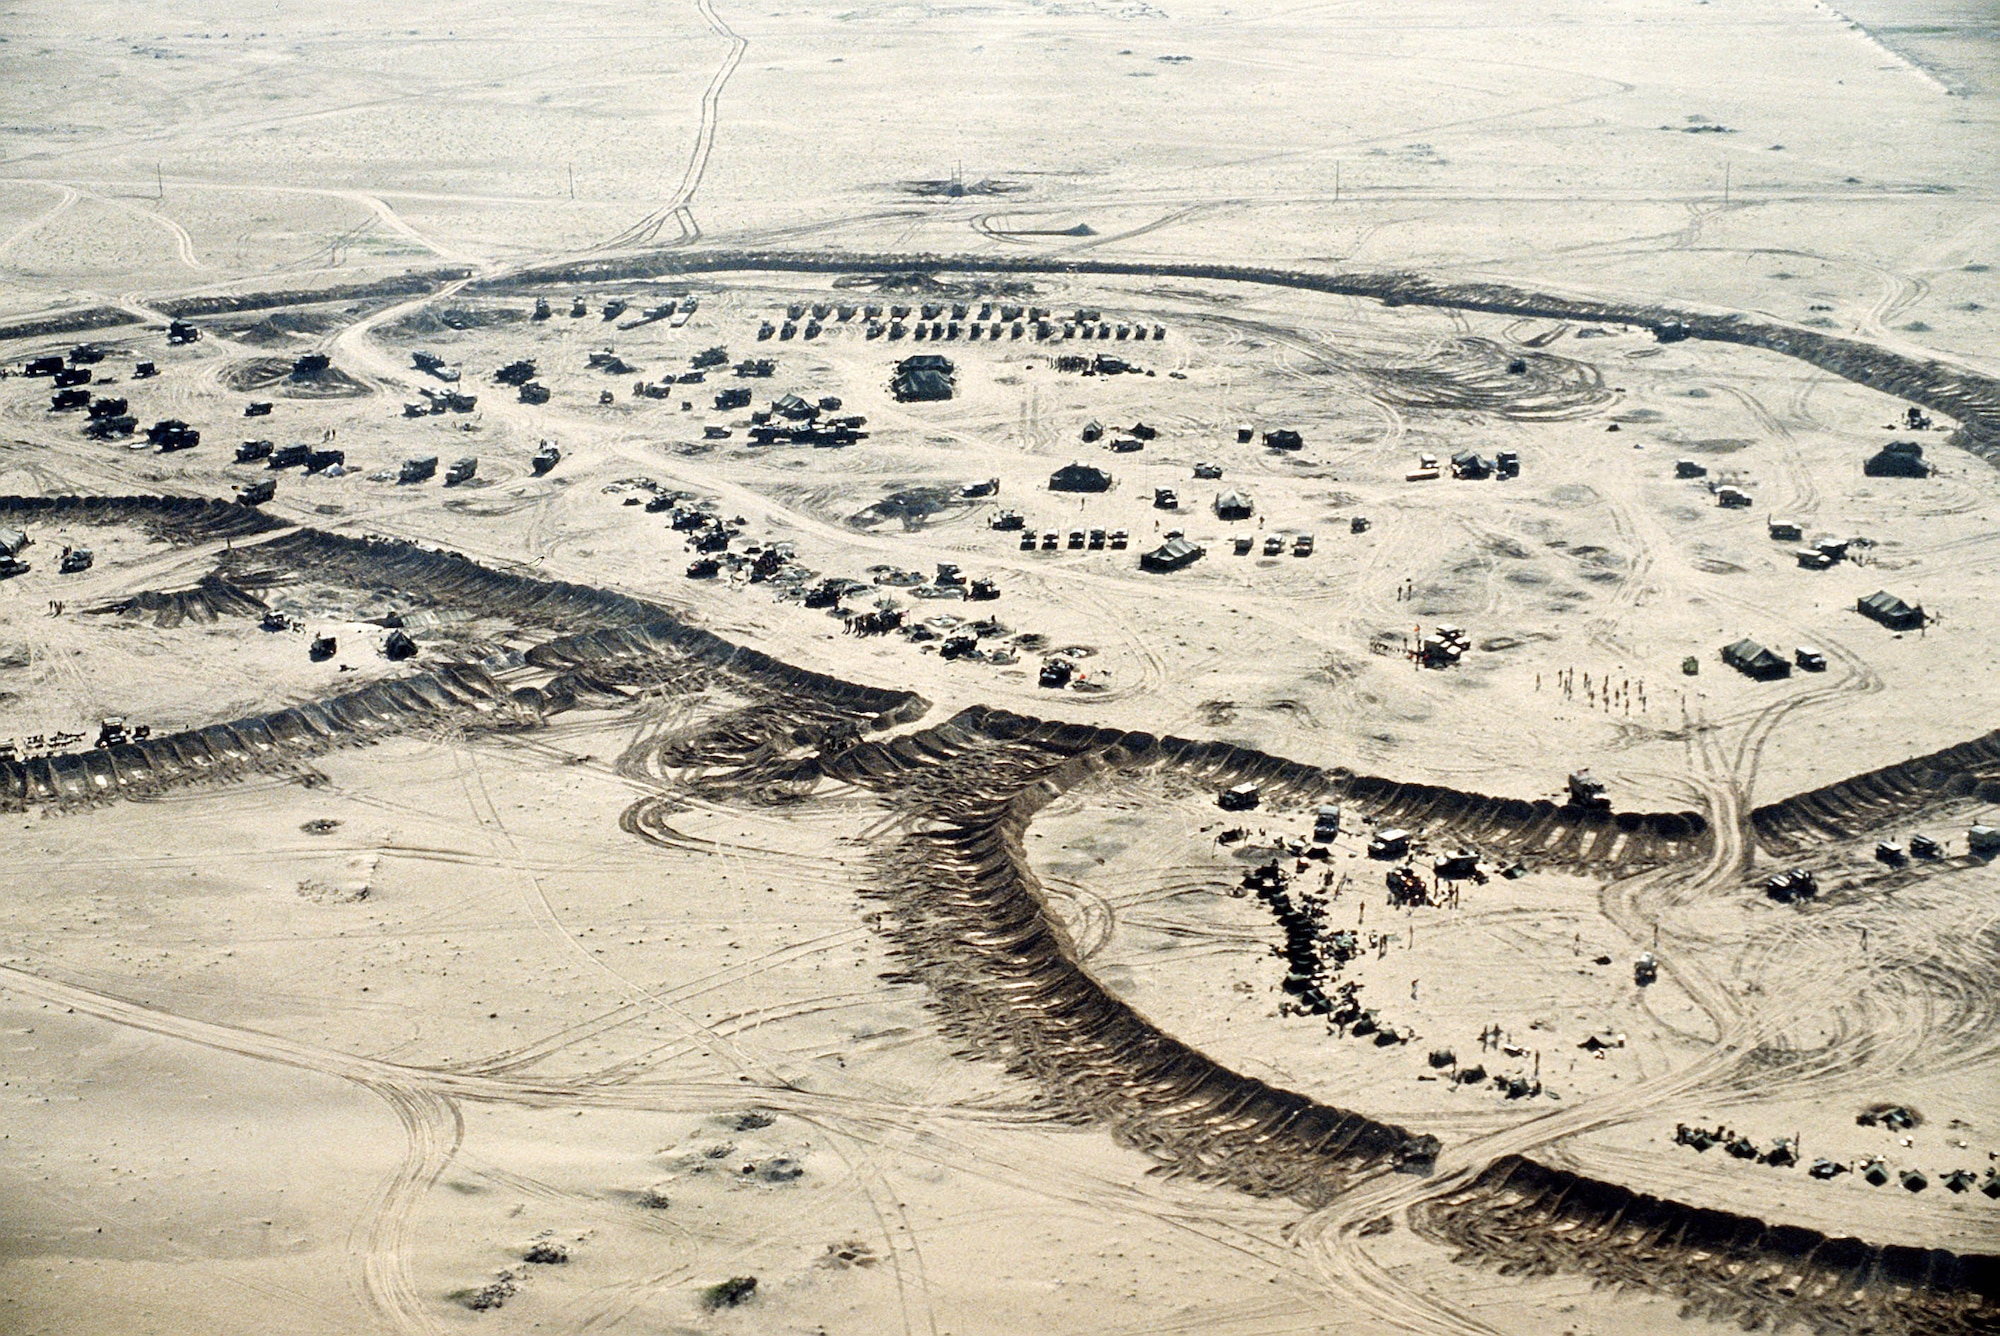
{"left": 155, "top": 162, "right": 163, "bottom": 200}
{"left": 1334, "top": 161, "right": 1340, "bottom": 203}
{"left": 1723, "top": 161, "right": 1730, "bottom": 205}
{"left": 568, "top": 165, "right": 576, "bottom": 201}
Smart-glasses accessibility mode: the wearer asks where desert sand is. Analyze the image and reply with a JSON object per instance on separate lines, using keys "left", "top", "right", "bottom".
{"left": 2, "top": 2, "right": 1997, "bottom": 1333}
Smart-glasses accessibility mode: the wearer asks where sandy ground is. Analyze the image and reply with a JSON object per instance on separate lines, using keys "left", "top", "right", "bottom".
{"left": 2, "top": 2, "right": 1997, "bottom": 1333}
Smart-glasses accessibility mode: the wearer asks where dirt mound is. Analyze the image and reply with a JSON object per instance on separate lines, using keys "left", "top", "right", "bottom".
{"left": 210, "top": 310, "right": 343, "bottom": 346}
{"left": 85, "top": 573, "right": 270, "bottom": 627}
{"left": 1751, "top": 727, "right": 2000, "bottom": 853}
{"left": 152, "top": 270, "right": 467, "bottom": 320}
{"left": 221, "top": 357, "right": 370, "bottom": 398}
{"left": 0, "top": 493, "right": 286, "bottom": 544}
{"left": 380, "top": 305, "right": 526, "bottom": 337}
{"left": 847, "top": 484, "right": 971, "bottom": 531}
{"left": 0, "top": 663, "right": 527, "bottom": 809}
{"left": 1416, "top": 1155, "right": 1998, "bottom": 1336}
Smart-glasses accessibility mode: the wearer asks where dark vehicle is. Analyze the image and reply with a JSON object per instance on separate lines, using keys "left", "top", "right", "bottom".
{"left": 1567, "top": 769, "right": 1609, "bottom": 810}
{"left": 304, "top": 448, "right": 343, "bottom": 473}
{"left": 58, "top": 547, "right": 93, "bottom": 574}
{"left": 244, "top": 401, "right": 273, "bottom": 417}
{"left": 167, "top": 320, "right": 200, "bottom": 344}
{"left": 518, "top": 382, "right": 550, "bottom": 404}
{"left": 268, "top": 443, "right": 312, "bottom": 469}
{"left": 1765, "top": 868, "right": 1818, "bottom": 902}
{"left": 310, "top": 634, "right": 337, "bottom": 662}
{"left": 383, "top": 630, "right": 418, "bottom": 661}
{"left": 685, "top": 557, "right": 720, "bottom": 579}
{"left": 1434, "top": 849, "right": 1479, "bottom": 880}
{"left": 235, "top": 479, "right": 276, "bottom": 505}
{"left": 1038, "top": 657, "right": 1074, "bottom": 689}
{"left": 87, "top": 396, "right": 128, "bottom": 419}
{"left": 399, "top": 455, "right": 438, "bottom": 484}
{"left": 25, "top": 355, "right": 65, "bottom": 377}
{"left": 150, "top": 420, "right": 199, "bottom": 452}
{"left": 52, "top": 366, "right": 91, "bottom": 388}
{"left": 50, "top": 388, "right": 90, "bottom": 412}
{"left": 412, "top": 351, "right": 459, "bottom": 382}
{"left": 1367, "top": 829, "right": 1411, "bottom": 860}
{"left": 494, "top": 359, "right": 537, "bottom": 386}
{"left": 444, "top": 457, "right": 478, "bottom": 486}
{"left": 133, "top": 360, "right": 158, "bottom": 378}
{"left": 532, "top": 442, "right": 561, "bottom": 475}
{"left": 1218, "top": 783, "right": 1260, "bottom": 811}
{"left": 84, "top": 414, "right": 136, "bottom": 439}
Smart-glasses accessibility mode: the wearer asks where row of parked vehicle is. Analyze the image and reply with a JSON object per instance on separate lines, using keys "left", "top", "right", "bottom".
{"left": 1018, "top": 526, "right": 1130, "bottom": 552}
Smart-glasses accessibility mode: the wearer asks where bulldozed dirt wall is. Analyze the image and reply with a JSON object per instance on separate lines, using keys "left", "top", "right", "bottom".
{"left": 472, "top": 250, "right": 2000, "bottom": 463}
{"left": 149, "top": 270, "right": 472, "bottom": 320}
{"left": 0, "top": 306, "right": 143, "bottom": 345}
{"left": 5, "top": 501, "right": 1993, "bottom": 1330}
{"left": 1415, "top": 1154, "right": 1999, "bottom": 1336}
{"left": 0, "top": 493, "right": 286, "bottom": 543}
{"left": 1751, "top": 727, "right": 2000, "bottom": 854}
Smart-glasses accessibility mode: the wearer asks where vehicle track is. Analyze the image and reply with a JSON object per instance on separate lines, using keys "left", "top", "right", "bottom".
{"left": 349, "top": 1080, "right": 462, "bottom": 1336}
{"left": 595, "top": 0, "right": 745, "bottom": 252}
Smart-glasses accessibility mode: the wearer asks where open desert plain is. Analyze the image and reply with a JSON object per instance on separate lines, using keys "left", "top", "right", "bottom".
{"left": 2, "top": 1, "right": 1998, "bottom": 1333}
